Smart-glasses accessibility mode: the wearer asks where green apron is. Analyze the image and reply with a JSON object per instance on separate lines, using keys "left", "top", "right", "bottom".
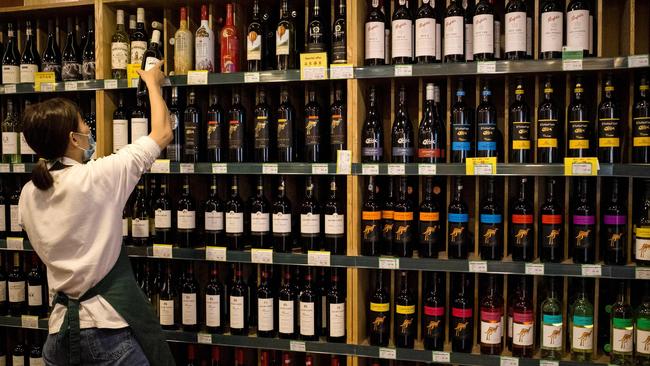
{"left": 53, "top": 246, "right": 175, "bottom": 366}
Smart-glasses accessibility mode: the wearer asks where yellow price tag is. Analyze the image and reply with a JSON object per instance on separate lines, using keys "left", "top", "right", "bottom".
{"left": 127, "top": 63, "right": 141, "bottom": 87}
{"left": 564, "top": 157, "right": 599, "bottom": 176}
{"left": 34, "top": 72, "right": 56, "bottom": 91}
{"left": 300, "top": 52, "right": 328, "bottom": 80}
{"left": 465, "top": 157, "right": 497, "bottom": 175}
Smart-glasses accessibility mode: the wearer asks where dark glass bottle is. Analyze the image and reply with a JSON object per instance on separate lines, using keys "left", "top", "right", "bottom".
{"left": 509, "top": 80, "right": 531, "bottom": 163}
{"left": 473, "top": 0, "right": 495, "bottom": 61}
{"left": 540, "top": 0, "right": 563, "bottom": 59}
{"left": 41, "top": 20, "right": 62, "bottom": 80}
{"left": 0, "top": 253, "right": 7, "bottom": 315}
{"left": 510, "top": 177, "right": 534, "bottom": 261}
{"left": 26, "top": 254, "right": 44, "bottom": 317}
{"left": 392, "top": 86, "right": 415, "bottom": 163}
{"left": 598, "top": 76, "right": 622, "bottom": 163}
{"left": 276, "top": 0, "right": 297, "bottom": 70}
{"left": 166, "top": 87, "right": 182, "bottom": 162}
{"left": 394, "top": 271, "right": 416, "bottom": 348}
{"left": 448, "top": 177, "right": 470, "bottom": 259}
{"left": 633, "top": 74, "right": 650, "bottom": 163}
{"left": 362, "top": 176, "right": 382, "bottom": 256}
{"left": 247, "top": 0, "right": 264, "bottom": 72}
{"left": 480, "top": 274, "right": 504, "bottom": 355}
{"left": 181, "top": 262, "right": 199, "bottom": 332}
{"left": 382, "top": 177, "right": 396, "bottom": 256}
{"left": 130, "top": 8, "right": 148, "bottom": 65}
{"left": 391, "top": 0, "right": 414, "bottom": 65}
{"left": 540, "top": 177, "right": 563, "bottom": 263}
{"left": 330, "top": 87, "right": 347, "bottom": 161}
{"left": 11, "top": 335, "right": 26, "bottom": 366}
{"left": 568, "top": 78, "right": 593, "bottom": 158}
{"left": 326, "top": 269, "right": 346, "bottom": 342}
{"left": 324, "top": 178, "right": 345, "bottom": 255}
{"left": 257, "top": 268, "right": 276, "bottom": 338}
{"left": 393, "top": 176, "right": 414, "bottom": 257}
{"left": 566, "top": 0, "right": 591, "bottom": 57}
{"left": 153, "top": 177, "right": 173, "bottom": 245}
{"left": 203, "top": 175, "right": 224, "bottom": 246}
{"left": 130, "top": 96, "right": 149, "bottom": 144}
{"left": 228, "top": 92, "right": 246, "bottom": 163}
{"left": 176, "top": 176, "right": 196, "bottom": 248}
{"left": 637, "top": 179, "right": 650, "bottom": 266}
{"left": 415, "top": 0, "right": 437, "bottom": 64}
{"left": 159, "top": 262, "right": 178, "bottom": 330}
{"left": 476, "top": 84, "right": 501, "bottom": 160}
{"left": 183, "top": 91, "right": 201, "bottom": 163}
{"left": 253, "top": 88, "right": 272, "bottom": 163}
{"left": 272, "top": 176, "right": 293, "bottom": 253}
{"left": 480, "top": 177, "right": 503, "bottom": 260}
{"left": 2, "top": 23, "right": 20, "bottom": 84}
{"left": 278, "top": 267, "right": 298, "bottom": 339}
{"left": 418, "top": 84, "right": 445, "bottom": 163}
{"left": 62, "top": 17, "right": 82, "bottom": 81}
{"left": 451, "top": 81, "right": 474, "bottom": 163}
{"left": 423, "top": 272, "right": 445, "bottom": 350}
{"left": 504, "top": 0, "right": 527, "bottom": 60}
{"left": 537, "top": 77, "right": 563, "bottom": 163}
{"left": 304, "top": 90, "right": 322, "bottom": 163}
{"left": 249, "top": 176, "right": 271, "bottom": 249}
{"left": 610, "top": 281, "right": 634, "bottom": 365}
{"left": 131, "top": 180, "right": 150, "bottom": 246}
{"left": 299, "top": 269, "right": 319, "bottom": 341}
{"left": 419, "top": 177, "right": 441, "bottom": 258}
{"left": 207, "top": 93, "right": 225, "bottom": 163}
{"left": 362, "top": 86, "right": 384, "bottom": 162}
{"left": 451, "top": 273, "right": 473, "bottom": 352}
{"left": 369, "top": 270, "right": 390, "bottom": 346}
{"left": 331, "top": 0, "right": 347, "bottom": 63}
{"left": 135, "top": 29, "right": 162, "bottom": 99}
{"left": 602, "top": 178, "right": 627, "bottom": 265}
{"left": 306, "top": 0, "right": 326, "bottom": 53}
{"left": 444, "top": 1, "right": 466, "bottom": 63}
{"left": 226, "top": 176, "right": 245, "bottom": 250}
{"left": 572, "top": 178, "right": 595, "bottom": 264}
{"left": 300, "top": 176, "right": 321, "bottom": 252}
{"left": 365, "top": 0, "right": 386, "bottom": 66}
{"left": 82, "top": 15, "right": 95, "bottom": 80}
{"left": 277, "top": 88, "right": 296, "bottom": 162}
{"left": 205, "top": 263, "right": 224, "bottom": 334}
{"left": 230, "top": 264, "right": 249, "bottom": 335}
{"left": 19, "top": 21, "right": 40, "bottom": 84}
{"left": 511, "top": 277, "right": 534, "bottom": 357}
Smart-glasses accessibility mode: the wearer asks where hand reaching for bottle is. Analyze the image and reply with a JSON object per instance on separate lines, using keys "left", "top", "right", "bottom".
{"left": 136, "top": 59, "right": 165, "bottom": 90}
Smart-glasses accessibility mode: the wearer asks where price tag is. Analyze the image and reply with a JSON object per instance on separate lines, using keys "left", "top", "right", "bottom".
{"left": 40, "top": 83, "right": 55, "bottom": 92}
{"left": 628, "top": 55, "right": 650, "bottom": 68}
{"left": 636, "top": 267, "right": 650, "bottom": 280}
{"left": 469, "top": 261, "right": 488, "bottom": 273}
{"left": 564, "top": 157, "right": 599, "bottom": 176}
{"left": 6, "top": 237, "right": 24, "bottom": 250}
{"left": 308, "top": 251, "right": 331, "bottom": 266}
{"left": 418, "top": 164, "right": 436, "bottom": 175}
{"left": 525, "top": 263, "right": 545, "bottom": 275}
{"left": 477, "top": 61, "right": 497, "bottom": 73}
{"left": 312, "top": 164, "right": 329, "bottom": 175}
{"left": 330, "top": 64, "right": 354, "bottom": 79}
{"left": 581, "top": 264, "right": 602, "bottom": 277}
{"left": 153, "top": 244, "right": 173, "bottom": 259}
{"left": 379, "top": 348, "right": 397, "bottom": 359}
{"left": 212, "top": 163, "right": 228, "bottom": 174}
{"left": 336, "top": 150, "right": 352, "bottom": 175}
{"left": 466, "top": 157, "right": 497, "bottom": 175}
{"left": 12, "top": 164, "right": 25, "bottom": 173}
{"left": 206, "top": 246, "right": 227, "bottom": 262}
{"left": 104, "top": 79, "right": 119, "bottom": 89}
{"left": 290, "top": 341, "right": 306, "bottom": 352}
{"left": 151, "top": 159, "right": 171, "bottom": 174}
{"left": 379, "top": 257, "right": 399, "bottom": 269}
{"left": 187, "top": 70, "right": 209, "bottom": 85}
{"left": 21, "top": 315, "right": 39, "bottom": 329}
{"left": 300, "top": 52, "right": 328, "bottom": 80}
{"left": 34, "top": 72, "right": 55, "bottom": 91}
{"left": 251, "top": 248, "right": 273, "bottom": 264}
{"left": 64, "top": 81, "right": 78, "bottom": 91}
{"left": 244, "top": 72, "right": 260, "bottom": 83}
{"left": 562, "top": 59, "right": 583, "bottom": 71}
{"left": 432, "top": 351, "right": 450, "bottom": 363}
{"left": 387, "top": 164, "right": 405, "bottom": 175}
{"left": 127, "top": 64, "right": 141, "bottom": 87}
{"left": 394, "top": 65, "right": 412, "bottom": 77}
{"left": 539, "top": 361, "right": 559, "bottom": 366}
{"left": 0, "top": 164, "right": 10, "bottom": 173}
{"left": 4, "top": 84, "right": 16, "bottom": 94}
{"left": 197, "top": 333, "right": 212, "bottom": 344}
{"left": 361, "top": 164, "right": 379, "bottom": 175}
{"left": 180, "top": 163, "right": 195, "bottom": 174}
{"left": 263, "top": 163, "right": 278, "bottom": 174}
{"left": 500, "top": 356, "right": 519, "bottom": 366}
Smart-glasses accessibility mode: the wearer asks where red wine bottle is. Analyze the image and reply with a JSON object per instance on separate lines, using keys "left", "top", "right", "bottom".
{"left": 181, "top": 262, "right": 199, "bottom": 332}
{"left": 362, "top": 176, "right": 382, "bottom": 256}
{"left": 393, "top": 176, "right": 414, "bottom": 257}
{"left": 479, "top": 177, "right": 503, "bottom": 260}
{"left": 510, "top": 177, "right": 534, "bottom": 261}
{"left": 207, "top": 93, "right": 225, "bottom": 163}
{"left": 226, "top": 176, "right": 245, "bottom": 250}
{"left": 361, "top": 86, "right": 384, "bottom": 163}
{"left": 272, "top": 176, "right": 293, "bottom": 253}
{"left": 540, "top": 177, "right": 563, "bottom": 262}
{"left": 300, "top": 176, "right": 322, "bottom": 252}
{"left": 572, "top": 178, "right": 595, "bottom": 264}
{"left": 230, "top": 264, "right": 249, "bottom": 335}
{"left": 419, "top": 177, "right": 441, "bottom": 258}
{"left": 177, "top": 176, "right": 196, "bottom": 248}
{"left": 324, "top": 178, "right": 345, "bottom": 255}
{"left": 451, "top": 273, "right": 473, "bottom": 352}
{"left": 448, "top": 177, "right": 470, "bottom": 259}
{"left": 369, "top": 270, "right": 390, "bottom": 346}
{"left": 203, "top": 175, "right": 224, "bottom": 247}
{"left": 392, "top": 86, "right": 415, "bottom": 163}
{"left": 278, "top": 267, "right": 298, "bottom": 339}
{"left": 205, "top": 263, "right": 224, "bottom": 334}
{"left": 394, "top": 271, "right": 416, "bottom": 348}
{"left": 568, "top": 78, "right": 593, "bottom": 158}
{"left": 423, "top": 271, "right": 445, "bottom": 350}
{"left": 304, "top": 90, "right": 322, "bottom": 163}
{"left": 418, "top": 84, "right": 445, "bottom": 163}
{"left": 451, "top": 81, "right": 474, "bottom": 163}
{"left": 159, "top": 262, "right": 178, "bottom": 330}
{"left": 330, "top": 87, "right": 347, "bottom": 161}
{"left": 326, "top": 268, "right": 346, "bottom": 342}
{"left": 602, "top": 178, "right": 627, "bottom": 265}
{"left": 277, "top": 88, "right": 296, "bottom": 162}
{"left": 511, "top": 277, "right": 534, "bottom": 357}
{"left": 257, "top": 267, "right": 276, "bottom": 338}
{"left": 632, "top": 75, "right": 650, "bottom": 163}
{"left": 248, "top": 176, "right": 271, "bottom": 249}
{"left": 299, "top": 269, "right": 319, "bottom": 341}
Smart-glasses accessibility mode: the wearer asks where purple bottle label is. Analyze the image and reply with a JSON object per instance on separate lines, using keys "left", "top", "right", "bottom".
{"left": 603, "top": 215, "right": 626, "bottom": 225}
{"left": 573, "top": 215, "right": 595, "bottom": 225}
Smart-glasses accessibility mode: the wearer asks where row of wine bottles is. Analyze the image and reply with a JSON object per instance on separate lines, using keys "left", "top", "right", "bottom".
{"left": 0, "top": 252, "right": 49, "bottom": 319}
{"left": 1, "top": 17, "right": 95, "bottom": 83}
{"left": 0, "top": 329, "right": 44, "bottom": 366}
{"left": 171, "top": 345, "right": 345, "bottom": 366}
{"left": 364, "top": 0, "right": 596, "bottom": 65}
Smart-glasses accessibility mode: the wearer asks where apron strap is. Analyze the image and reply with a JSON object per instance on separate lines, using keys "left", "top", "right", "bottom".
{"left": 53, "top": 293, "right": 82, "bottom": 366}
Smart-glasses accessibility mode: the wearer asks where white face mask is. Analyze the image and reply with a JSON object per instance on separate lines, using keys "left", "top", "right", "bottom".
{"left": 71, "top": 132, "right": 96, "bottom": 162}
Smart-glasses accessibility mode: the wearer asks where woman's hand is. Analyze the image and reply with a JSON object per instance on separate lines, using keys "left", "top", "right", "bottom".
{"left": 136, "top": 60, "right": 165, "bottom": 89}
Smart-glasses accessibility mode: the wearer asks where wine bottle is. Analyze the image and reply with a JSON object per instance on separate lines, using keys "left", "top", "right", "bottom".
{"left": 221, "top": 4, "right": 240, "bottom": 73}
{"left": 463, "top": 0, "right": 475, "bottom": 61}
{"left": 369, "top": 270, "right": 390, "bottom": 346}
{"left": 226, "top": 176, "right": 245, "bottom": 250}
{"left": 504, "top": 0, "right": 527, "bottom": 60}
{"left": 131, "top": 180, "right": 150, "bottom": 246}
{"left": 537, "top": 77, "right": 563, "bottom": 163}
{"left": 1, "top": 23, "right": 20, "bottom": 84}
{"left": 362, "top": 176, "right": 382, "bottom": 256}
{"left": 257, "top": 267, "right": 276, "bottom": 337}
{"left": 203, "top": 175, "right": 224, "bottom": 247}
{"left": 62, "top": 17, "right": 82, "bottom": 81}
{"left": 128, "top": 15, "right": 136, "bottom": 38}
{"left": 493, "top": 0, "right": 502, "bottom": 60}
{"left": 326, "top": 269, "right": 345, "bottom": 343}
{"left": 637, "top": 179, "right": 650, "bottom": 266}
{"left": 181, "top": 263, "right": 199, "bottom": 332}
{"left": 451, "top": 80, "right": 474, "bottom": 163}
{"left": 568, "top": 78, "right": 593, "bottom": 157}
{"left": 228, "top": 91, "right": 246, "bottom": 163}
{"left": 272, "top": 176, "right": 293, "bottom": 253}
{"left": 444, "top": 0, "right": 466, "bottom": 62}
{"left": 182, "top": 90, "right": 201, "bottom": 163}
{"left": 11, "top": 335, "right": 25, "bottom": 366}
{"left": 174, "top": 7, "right": 193, "bottom": 75}
{"left": 196, "top": 5, "right": 215, "bottom": 72}
{"left": 510, "top": 80, "right": 531, "bottom": 163}
{"left": 365, "top": 0, "right": 386, "bottom": 66}
{"left": 28, "top": 341, "right": 42, "bottom": 366}
{"left": 540, "top": 177, "right": 563, "bottom": 263}
{"left": 277, "top": 88, "right": 296, "bottom": 162}
{"left": 250, "top": 88, "right": 271, "bottom": 162}
{"left": 511, "top": 177, "right": 534, "bottom": 261}
{"left": 2, "top": 99, "right": 20, "bottom": 164}
{"left": 476, "top": 84, "right": 501, "bottom": 160}
{"left": 299, "top": 269, "right": 319, "bottom": 341}
{"left": 81, "top": 15, "right": 95, "bottom": 80}
{"left": 136, "top": 30, "right": 162, "bottom": 98}
{"left": 393, "top": 176, "right": 414, "bottom": 257}
{"left": 176, "top": 176, "right": 196, "bottom": 248}
{"left": 567, "top": 0, "right": 591, "bottom": 57}
{"left": 110, "top": 10, "right": 129, "bottom": 79}
{"left": 130, "top": 96, "right": 149, "bottom": 144}
{"left": 26, "top": 254, "right": 44, "bottom": 317}
{"left": 419, "top": 177, "right": 441, "bottom": 258}
{"left": 512, "top": 277, "right": 534, "bottom": 357}
{"left": 540, "top": 0, "right": 563, "bottom": 59}
{"left": 480, "top": 177, "right": 503, "bottom": 260}
{"left": 473, "top": 0, "right": 495, "bottom": 61}
{"left": 277, "top": 0, "right": 297, "bottom": 70}
{"left": 541, "top": 277, "right": 563, "bottom": 359}
{"left": 633, "top": 74, "right": 650, "bottom": 163}
{"left": 9, "top": 179, "right": 22, "bottom": 239}
{"left": 572, "top": 178, "right": 595, "bottom": 264}
{"left": 159, "top": 262, "right": 178, "bottom": 330}
{"left": 8, "top": 252, "right": 25, "bottom": 316}
{"left": 480, "top": 274, "right": 504, "bottom": 355}
{"left": 418, "top": 84, "right": 445, "bottom": 162}
{"left": 202, "top": 95, "right": 223, "bottom": 163}
{"left": 635, "top": 283, "right": 650, "bottom": 364}
{"left": 247, "top": 0, "right": 264, "bottom": 72}
{"left": 423, "top": 272, "right": 445, "bottom": 350}
{"left": 392, "top": 86, "right": 415, "bottom": 163}
{"left": 130, "top": 8, "right": 148, "bottom": 65}
{"left": 610, "top": 281, "right": 633, "bottom": 364}
{"left": 19, "top": 21, "right": 40, "bottom": 84}
{"left": 166, "top": 87, "right": 182, "bottom": 161}
{"left": 414, "top": 0, "right": 437, "bottom": 64}
{"left": 154, "top": 177, "right": 173, "bottom": 245}
{"left": 279, "top": 267, "right": 298, "bottom": 339}
{"left": 230, "top": 264, "right": 249, "bottom": 335}
{"left": 598, "top": 76, "right": 622, "bottom": 163}
{"left": 249, "top": 176, "right": 271, "bottom": 248}
{"left": 382, "top": 177, "right": 396, "bottom": 256}
{"left": 570, "top": 278, "right": 594, "bottom": 361}
{"left": 451, "top": 273, "right": 473, "bottom": 352}
{"left": 392, "top": 0, "right": 413, "bottom": 64}
{"left": 448, "top": 177, "right": 469, "bottom": 259}
{"left": 323, "top": 178, "right": 345, "bottom": 255}
{"left": 307, "top": 0, "right": 327, "bottom": 53}
{"left": 602, "top": 178, "right": 627, "bottom": 265}
{"left": 332, "top": 0, "right": 347, "bottom": 63}
{"left": 394, "top": 271, "right": 416, "bottom": 348}
{"left": 300, "top": 176, "right": 321, "bottom": 252}
{"left": 362, "top": 86, "right": 384, "bottom": 162}
{"left": 330, "top": 87, "right": 347, "bottom": 161}
{"left": 304, "top": 90, "right": 322, "bottom": 163}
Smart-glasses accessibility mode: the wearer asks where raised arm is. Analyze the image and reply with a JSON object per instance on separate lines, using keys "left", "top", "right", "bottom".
{"left": 136, "top": 60, "right": 173, "bottom": 149}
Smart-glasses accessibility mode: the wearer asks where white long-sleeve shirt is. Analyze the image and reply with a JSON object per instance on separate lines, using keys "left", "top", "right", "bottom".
{"left": 19, "top": 136, "right": 161, "bottom": 334}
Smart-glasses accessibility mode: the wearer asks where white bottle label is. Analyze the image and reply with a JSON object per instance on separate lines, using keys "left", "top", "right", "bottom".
{"left": 246, "top": 29, "right": 261, "bottom": 61}
{"left": 276, "top": 28, "right": 290, "bottom": 55}
{"left": 131, "top": 218, "right": 149, "bottom": 238}
{"left": 230, "top": 295, "right": 245, "bottom": 329}
{"left": 637, "top": 328, "right": 650, "bottom": 354}
{"left": 572, "top": 325, "right": 593, "bottom": 350}
{"left": 113, "top": 119, "right": 128, "bottom": 152}
{"left": 272, "top": 213, "right": 292, "bottom": 234}
{"left": 444, "top": 16, "right": 464, "bottom": 56}
{"left": 415, "top": 18, "right": 436, "bottom": 57}
{"left": 507, "top": 315, "right": 513, "bottom": 338}
{"left": 196, "top": 27, "right": 216, "bottom": 70}
{"left": 258, "top": 298, "right": 274, "bottom": 331}
{"left": 465, "top": 23, "right": 474, "bottom": 60}
{"left": 505, "top": 11, "right": 526, "bottom": 53}
{"left": 111, "top": 42, "right": 129, "bottom": 70}
{"left": 20, "top": 133, "right": 35, "bottom": 155}
{"left": 182, "top": 292, "right": 197, "bottom": 325}
{"left": 365, "top": 21, "right": 385, "bottom": 60}
{"left": 567, "top": 10, "right": 589, "bottom": 51}
{"left": 542, "top": 323, "right": 563, "bottom": 348}
{"left": 300, "top": 301, "right": 315, "bottom": 336}
{"left": 480, "top": 320, "right": 502, "bottom": 344}
{"left": 612, "top": 327, "right": 634, "bottom": 353}
{"left": 279, "top": 300, "right": 295, "bottom": 334}
{"left": 473, "top": 14, "right": 494, "bottom": 54}
{"left": 177, "top": 210, "right": 196, "bottom": 229}
{"left": 28, "top": 358, "right": 43, "bottom": 366}
{"left": 541, "top": 12, "right": 563, "bottom": 53}
{"left": 637, "top": 238, "right": 650, "bottom": 260}
{"left": 8, "top": 281, "right": 25, "bottom": 303}
{"left": 391, "top": 19, "right": 413, "bottom": 58}
{"left": 0, "top": 355, "right": 5, "bottom": 366}
{"left": 155, "top": 209, "right": 172, "bottom": 229}
{"left": 12, "top": 356, "right": 24, "bottom": 366}
{"left": 2, "top": 65, "right": 19, "bottom": 84}
{"left": 205, "top": 211, "right": 224, "bottom": 231}
{"left": 159, "top": 299, "right": 174, "bottom": 325}
{"left": 2, "top": 132, "right": 18, "bottom": 155}
{"left": 325, "top": 214, "right": 345, "bottom": 235}
{"left": 28, "top": 284, "right": 42, "bottom": 306}
{"left": 512, "top": 322, "right": 534, "bottom": 346}
{"left": 19, "top": 64, "right": 38, "bottom": 83}
{"left": 329, "top": 303, "right": 345, "bottom": 337}
{"left": 10, "top": 205, "right": 20, "bottom": 232}
{"left": 226, "top": 212, "right": 244, "bottom": 234}
{"left": 130, "top": 40, "right": 147, "bottom": 65}
{"left": 143, "top": 56, "right": 160, "bottom": 72}
{"left": 251, "top": 212, "right": 270, "bottom": 233}
{"left": 0, "top": 206, "right": 6, "bottom": 232}
{"left": 131, "top": 118, "right": 149, "bottom": 143}
{"left": 301, "top": 213, "right": 321, "bottom": 234}
{"left": 205, "top": 294, "right": 221, "bottom": 327}
{"left": 0, "top": 281, "right": 6, "bottom": 302}
{"left": 122, "top": 218, "right": 128, "bottom": 237}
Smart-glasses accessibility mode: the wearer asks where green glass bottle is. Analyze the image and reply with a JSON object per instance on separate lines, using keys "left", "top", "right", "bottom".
{"left": 610, "top": 280, "right": 633, "bottom": 365}
{"left": 636, "top": 282, "right": 650, "bottom": 366}
{"left": 540, "top": 277, "right": 563, "bottom": 360}
{"left": 570, "top": 278, "right": 594, "bottom": 361}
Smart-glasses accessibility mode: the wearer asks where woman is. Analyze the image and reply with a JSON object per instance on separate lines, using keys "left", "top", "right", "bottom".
{"left": 19, "top": 60, "right": 175, "bottom": 366}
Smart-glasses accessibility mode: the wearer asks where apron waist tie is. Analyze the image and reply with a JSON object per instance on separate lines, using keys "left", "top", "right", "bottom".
{"left": 53, "top": 293, "right": 83, "bottom": 366}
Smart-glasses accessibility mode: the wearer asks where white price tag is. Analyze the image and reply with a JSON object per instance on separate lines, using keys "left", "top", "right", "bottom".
{"left": 197, "top": 333, "right": 212, "bottom": 344}
{"left": 539, "top": 361, "right": 559, "bottom": 366}
{"left": 153, "top": 244, "right": 173, "bottom": 259}
{"left": 379, "top": 348, "right": 397, "bottom": 359}
{"left": 21, "top": 315, "right": 39, "bottom": 329}
{"left": 104, "top": 79, "right": 118, "bottom": 89}
{"left": 432, "top": 351, "right": 450, "bottom": 363}
{"left": 303, "top": 67, "right": 328, "bottom": 80}
{"left": 131, "top": 78, "right": 139, "bottom": 88}
{"left": 41, "top": 83, "right": 54, "bottom": 92}
{"left": 572, "top": 163, "right": 593, "bottom": 175}
{"left": 251, "top": 248, "right": 273, "bottom": 264}
{"left": 330, "top": 64, "right": 354, "bottom": 79}
{"left": 361, "top": 164, "right": 379, "bottom": 175}
{"left": 211, "top": 163, "right": 228, "bottom": 174}
{"left": 636, "top": 267, "right": 650, "bottom": 280}
{"left": 387, "top": 164, "right": 405, "bottom": 175}
{"left": 6, "top": 237, "right": 24, "bottom": 250}
{"left": 244, "top": 72, "right": 260, "bottom": 83}
{"left": 187, "top": 70, "right": 209, "bottom": 85}
{"left": 477, "top": 61, "right": 497, "bottom": 73}
{"left": 394, "top": 65, "right": 413, "bottom": 77}
{"left": 336, "top": 150, "right": 352, "bottom": 175}
{"left": 418, "top": 164, "right": 436, "bottom": 175}
{"left": 64, "top": 82, "right": 78, "bottom": 91}
{"left": 500, "top": 356, "right": 519, "bottom": 366}
{"left": 581, "top": 264, "right": 602, "bottom": 277}
{"left": 469, "top": 261, "right": 488, "bottom": 273}
{"left": 308, "top": 251, "right": 331, "bottom": 267}
{"left": 628, "top": 55, "right": 649, "bottom": 68}
{"left": 263, "top": 163, "right": 278, "bottom": 174}
{"left": 4, "top": 84, "right": 16, "bottom": 94}
{"left": 179, "top": 163, "right": 195, "bottom": 174}
{"left": 290, "top": 341, "right": 306, "bottom": 352}
{"left": 206, "top": 246, "right": 227, "bottom": 262}
{"left": 525, "top": 263, "right": 545, "bottom": 275}
{"left": 0, "top": 164, "right": 10, "bottom": 173}
{"left": 379, "top": 257, "right": 399, "bottom": 269}
{"left": 312, "top": 164, "right": 329, "bottom": 175}
{"left": 474, "top": 164, "right": 494, "bottom": 175}
{"left": 151, "top": 160, "right": 171, "bottom": 173}
{"left": 562, "top": 59, "right": 583, "bottom": 71}
{"left": 12, "top": 164, "right": 25, "bottom": 173}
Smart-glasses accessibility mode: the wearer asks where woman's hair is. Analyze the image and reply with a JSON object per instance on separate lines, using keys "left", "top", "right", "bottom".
{"left": 22, "top": 98, "right": 81, "bottom": 190}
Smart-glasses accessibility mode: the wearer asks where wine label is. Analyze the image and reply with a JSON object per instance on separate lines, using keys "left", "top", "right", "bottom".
{"left": 541, "top": 216, "right": 562, "bottom": 249}
{"left": 111, "top": 42, "right": 129, "bottom": 70}
{"left": 505, "top": 12, "right": 526, "bottom": 53}
{"left": 636, "top": 318, "right": 650, "bottom": 354}
{"left": 258, "top": 298, "right": 274, "bottom": 332}
{"left": 251, "top": 212, "right": 270, "bottom": 233}
{"left": 572, "top": 216, "right": 594, "bottom": 249}
{"left": 130, "top": 40, "right": 147, "bottom": 65}
{"left": 330, "top": 115, "right": 346, "bottom": 146}
{"left": 0, "top": 206, "right": 5, "bottom": 232}
{"left": 205, "top": 211, "right": 224, "bottom": 232}
{"left": 477, "top": 123, "right": 497, "bottom": 153}
{"left": 301, "top": 213, "right": 321, "bottom": 235}
{"left": 276, "top": 26, "right": 290, "bottom": 55}
{"left": 228, "top": 120, "right": 243, "bottom": 149}
{"left": 537, "top": 119, "right": 559, "bottom": 149}
{"left": 131, "top": 118, "right": 149, "bottom": 143}
{"left": 8, "top": 281, "right": 25, "bottom": 303}
{"left": 28, "top": 357, "right": 43, "bottom": 366}
{"left": 393, "top": 212, "right": 413, "bottom": 245}
{"left": 122, "top": 218, "right": 128, "bottom": 237}
{"left": 480, "top": 214, "right": 502, "bottom": 249}
{"left": 541, "top": 12, "right": 563, "bottom": 53}
{"left": 365, "top": 21, "right": 385, "bottom": 60}
{"left": 300, "top": 301, "right": 315, "bottom": 336}
{"left": 247, "top": 29, "right": 262, "bottom": 61}
{"left": 0, "top": 281, "right": 6, "bottom": 302}
{"left": 62, "top": 61, "right": 82, "bottom": 81}
{"left": 392, "top": 130, "right": 414, "bottom": 157}
{"left": 12, "top": 356, "right": 24, "bottom": 366}
{"left": 445, "top": 15, "right": 466, "bottom": 57}
{"left": 277, "top": 118, "right": 293, "bottom": 148}
{"left": 155, "top": 210, "right": 172, "bottom": 229}
{"left": 184, "top": 125, "right": 198, "bottom": 155}
{"left": 230, "top": 295, "right": 245, "bottom": 329}
{"left": 27, "top": 284, "right": 42, "bottom": 307}
{"left": 305, "top": 116, "right": 320, "bottom": 148}
{"left": 2, "top": 65, "right": 19, "bottom": 84}
{"left": 279, "top": 300, "right": 295, "bottom": 334}
{"left": 392, "top": 19, "right": 413, "bottom": 58}
{"left": 423, "top": 306, "right": 444, "bottom": 339}
{"left": 325, "top": 214, "right": 345, "bottom": 235}
{"left": 572, "top": 322, "right": 593, "bottom": 350}
{"left": 598, "top": 118, "right": 621, "bottom": 148}
{"left": 19, "top": 133, "right": 35, "bottom": 155}
{"left": 328, "top": 302, "right": 345, "bottom": 337}
{"left": 465, "top": 23, "right": 474, "bottom": 61}
{"left": 568, "top": 120, "right": 591, "bottom": 150}
{"left": 451, "top": 123, "right": 473, "bottom": 152}
{"left": 473, "top": 14, "right": 494, "bottom": 55}
{"left": 112, "top": 119, "right": 128, "bottom": 152}
{"left": 604, "top": 216, "right": 626, "bottom": 254}
{"left": 9, "top": 205, "right": 20, "bottom": 233}
{"left": 511, "top": 122, "right": 531, "bottom": 150}
{"left": 226, "top": 212, "right": 244, "bottom": 234}
{"left": 206, "top": 294, "right": 221, "bottom": 327}
{"left": 182, "top": 293, "right": 197, "bottom": 325}
{"left": 415, "top": 18, "right": 436, "bottom": 57}
{"left": 206, "top": 119, "right": 222, "bottom": 152}
{"left": 567, "top": 10, "right": 590, "bottom": 51}
{"left": 254, "top": 116, "right": 270, "bottom": 149}
{"left": 511, "top": 215, "right": 533, "bottom": 249}
{"left": 131, "top": 218, "right": 149, "bottom": 238}
{"left": 542, "top": 314, "right": 563, "bottom": 349}
{"left": 272, "top": 213, "right": 292, "bottom": 234}
{"left": 19, "top": 64, "right": 38, "bottom": 83}
{"left": 362, "top": 211, "right": 381, "bottom": 242}
{"left": 177, "top": 210, "right": 196, "bottom": 230}
{"left": 612, "top": 318, "right": 634, "bottom": 353}
{"left": 512, "top": 312, "right": 534, "bottom": 346}
{"left": 480, "top": 312, "right": 503, "bottom": 345}
{"left": 82, "top": 60, "right": 96, "bottom": 80}
{"left": 196, "top": 31, "right": 215, "bottom": 72}
{"left": 636, "top": 229, "right": 650, "bottom": 260}
{"left": 2, "top": 132, "right": 18, "bottom": 155}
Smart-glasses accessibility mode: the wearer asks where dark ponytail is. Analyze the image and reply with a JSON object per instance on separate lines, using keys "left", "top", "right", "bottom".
{"left": 22, "top": 98, "right": 80, "bottom": 190}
